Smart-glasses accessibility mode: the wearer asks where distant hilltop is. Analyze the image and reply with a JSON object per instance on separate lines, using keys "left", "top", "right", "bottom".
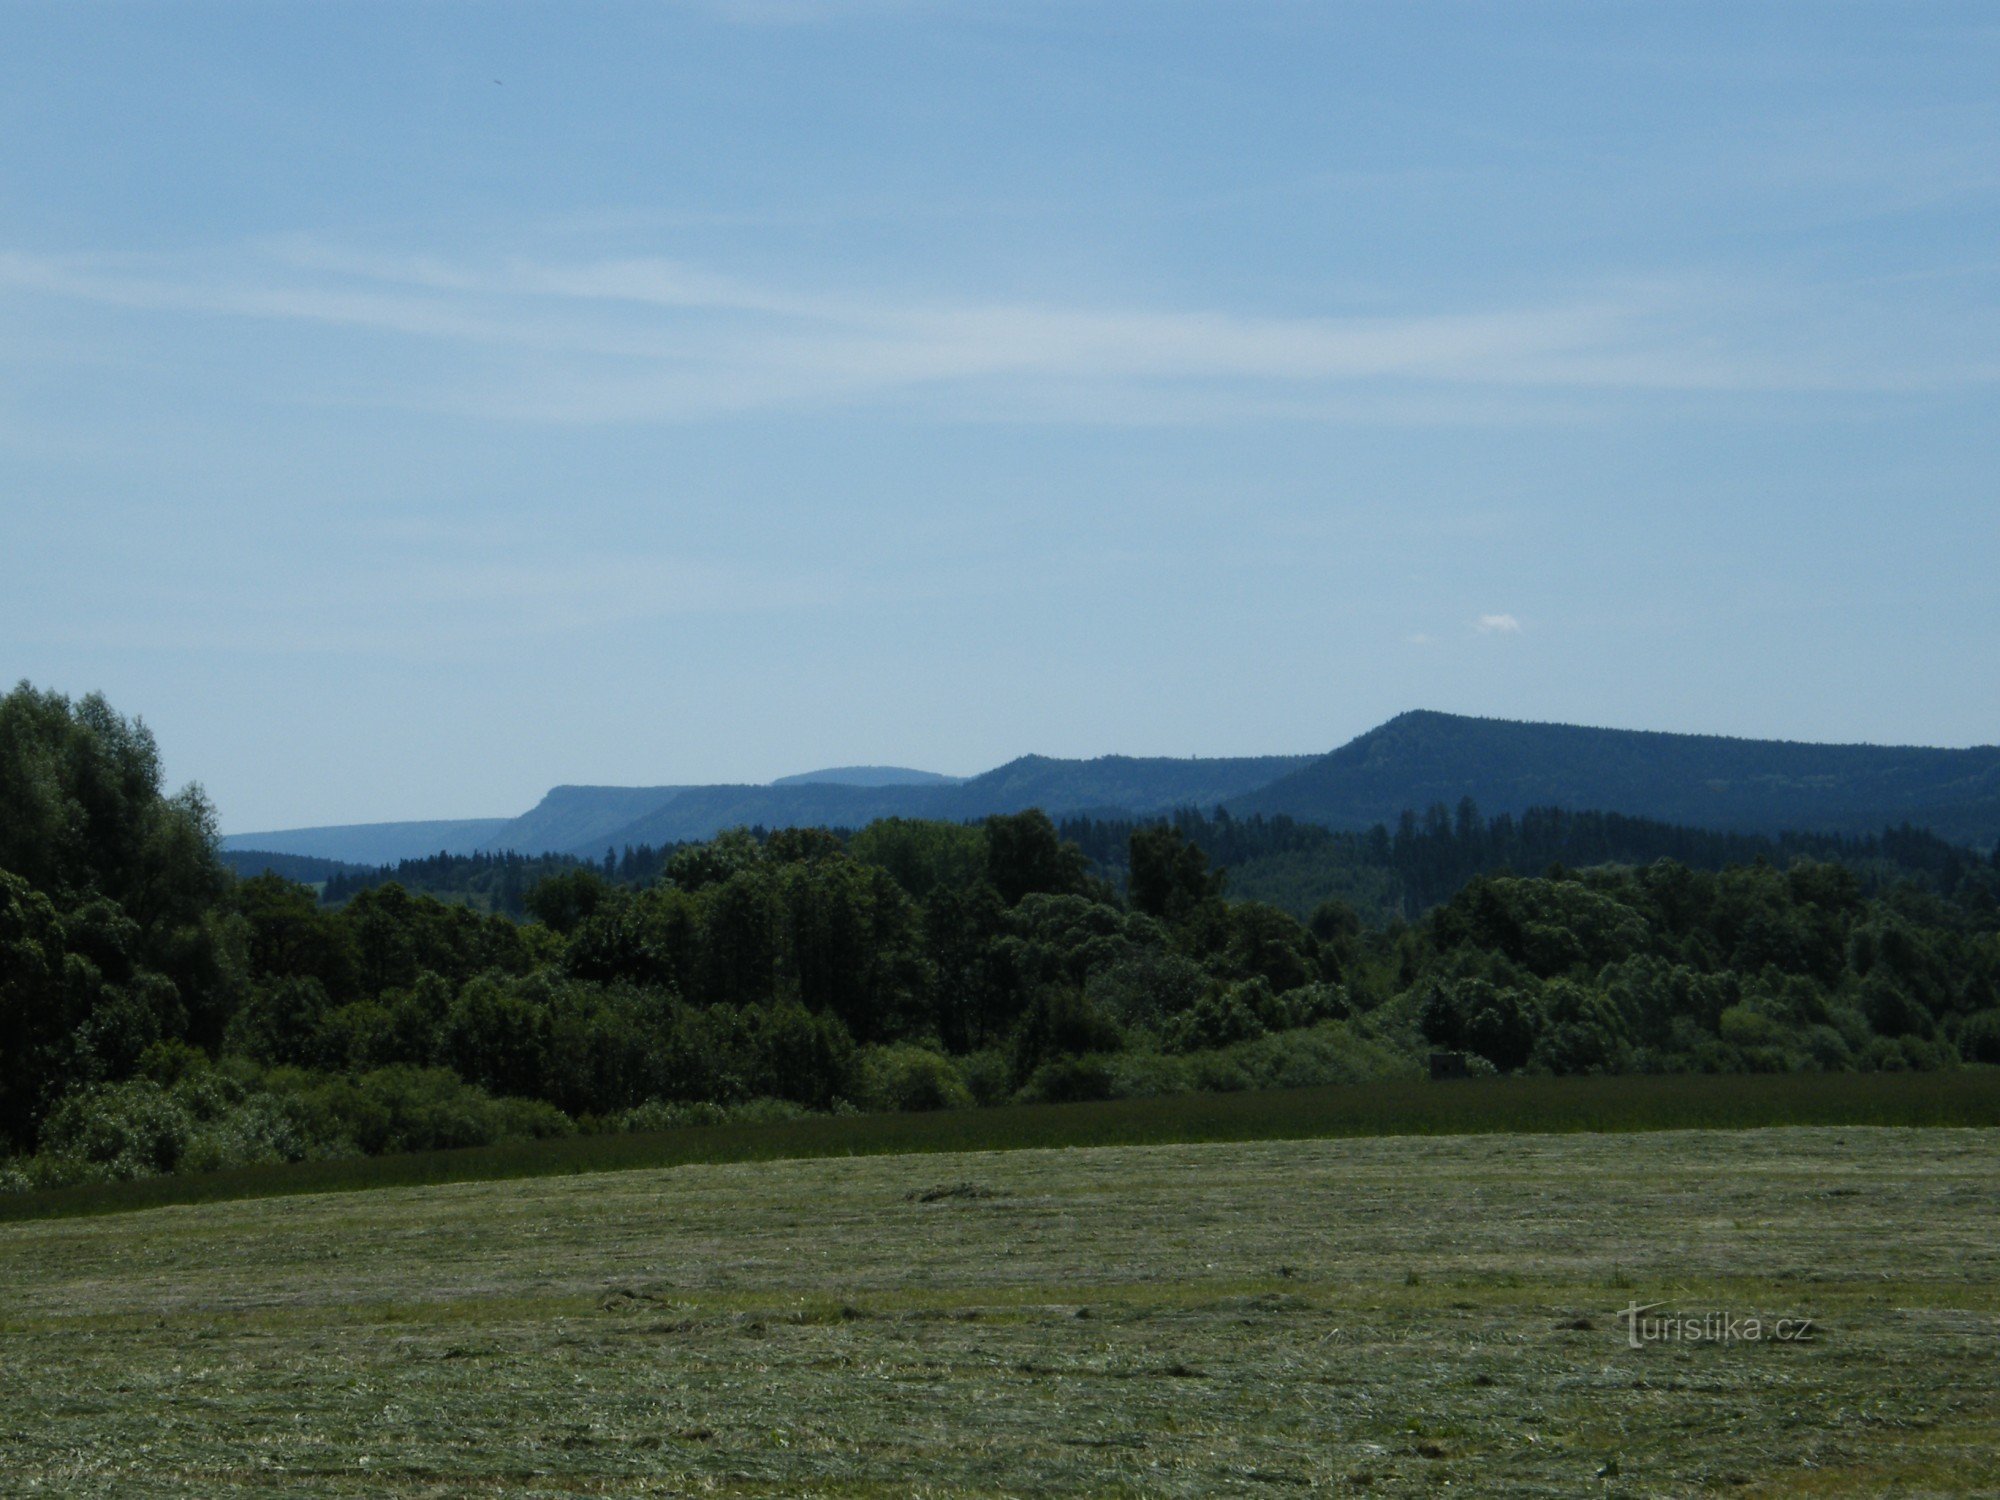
{"left": 223, "top": 711, "right": 2000, "bottom": 864}
{"left": 772, "top": 766, "right": 967, "bottom": 788}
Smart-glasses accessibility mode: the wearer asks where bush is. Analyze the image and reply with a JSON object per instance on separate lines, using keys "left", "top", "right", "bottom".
{"left": 1099, "top": 1021, "right": 1419, "bottom": 1102}
{"left": 1102, "top": 1051, "right": 1197, "bottom": 1099}
{"left": 35, "top": 1079, "right": 192, "bottom": 1180}
{"left": 1212, "top": 1020, "right": 1421, "bottom": 1091}
{"left": 1163, "top": 982, "right": 1269, "bottom": 1053}
{"left": 12, "top": 1068, "right": 322, "bottom": 1188}
{"left": 266, "top": 1066, "right": 574, "bottom": 1156}
{"left": 1718, "top": 1004, "right": 1780, "bottom": 1049}
{"left": 959, "top": 1048, "right": 1015, "bottom": 1107}
{"left": 177, "top": 1093, "right": 313, "bottom": 1174}
{"left": 1956, "top": 1009, "right": 2000, "bottom": 1065}
{"left": 616, "top": 1099, "right": 727, "bottom": 1132}
{"left": 1018, "top": 1053, "right": 1117, "bottom": 1104}
{"left": 1797, "top": 1024, "right": 1855, "bottom": 1072}
{"left": 855, "top": 1045, "right": 973, "bottom": 1113}
{"left": 1010, "top": 987, "right": 1122, "bottom": 1082}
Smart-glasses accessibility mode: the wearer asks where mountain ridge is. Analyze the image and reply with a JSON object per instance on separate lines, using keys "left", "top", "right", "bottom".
{"left": 218, "top": 818, "right": 510, "bottom": 865}
{"left": 772, "top": 766, "right": 965, "bottom": 788}
{"left": 223, "top": 712, "right": 2000, "bottom": 864}
{"left": 1230, "top": 710, "right": 2000, "bottom": 844}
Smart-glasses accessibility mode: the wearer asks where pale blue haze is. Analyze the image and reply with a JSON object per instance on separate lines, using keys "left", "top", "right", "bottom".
{"left": 2, "top": 1, "right": 1995, "bottom": 830}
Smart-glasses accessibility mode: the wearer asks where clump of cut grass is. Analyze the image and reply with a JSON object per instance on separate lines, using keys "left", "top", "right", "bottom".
{"left": 904, "top": 1180, "right": 1000, "bottom": 1203}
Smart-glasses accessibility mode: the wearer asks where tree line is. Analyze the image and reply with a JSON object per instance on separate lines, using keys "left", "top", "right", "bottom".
{"left": 4, "top": 681, "right": 1998, "bottom": 1192}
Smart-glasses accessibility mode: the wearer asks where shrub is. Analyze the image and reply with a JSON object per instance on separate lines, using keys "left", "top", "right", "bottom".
{"left": 1163, "top": 982, "right": 1270, "bottom": 1053}
{"left": 1956, "top": 1010, "right": 2000, "bottom": 1065}
{"left": 958, "top": 1048, "right": 1015, "bottom": 1107}
{"left": 1102, "top": 1051, "right": 1197, "bottom": 1099}
{"left": 35, "top": 1079, "right": 193, "bottom": 1180}
{"left": 267, "top": 1066, "right": 574, "bottom": 1156}
{"left": 1010, "top": 987, "right": 1122, "bottom": 1082}
{"left": 616, "top": 1099, "right": 728, "bottom": 1132}
{"left": 855, "top": 1045, "right": 973, "bottom": 1113}
{"left": 1018, "top": 1053, "right": 1117, "bottom": 1103}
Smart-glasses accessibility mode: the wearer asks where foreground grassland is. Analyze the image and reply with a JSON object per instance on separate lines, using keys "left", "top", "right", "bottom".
{"left": 1, "top": 1128, "right": 1995, "bottom": 1496}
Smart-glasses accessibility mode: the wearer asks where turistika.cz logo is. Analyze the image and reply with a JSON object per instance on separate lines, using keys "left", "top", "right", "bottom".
{"left": 1616, "top": 1302, "right": 1816, "bottom": 1349}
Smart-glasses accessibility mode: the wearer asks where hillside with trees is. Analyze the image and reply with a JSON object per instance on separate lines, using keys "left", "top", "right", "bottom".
{"left": 6, "top": 682, "right": 1999, "bottom": 1195}
{"left": 1234, "top": 710, "right": 2000, "bottom": 845}
{"left": 220, "top": 818, "right": 511, "bottom": 866}
{"left": 482, "top": 753, "right": 1318, "bottom": 857}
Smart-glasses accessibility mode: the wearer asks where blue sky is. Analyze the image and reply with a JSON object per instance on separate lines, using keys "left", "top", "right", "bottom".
{"left": 3, "top": 2, "right": 1996, "bottom": 832}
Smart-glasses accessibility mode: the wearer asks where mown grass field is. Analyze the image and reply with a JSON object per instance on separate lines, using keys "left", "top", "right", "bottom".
{"left": 1, "top": 1122, "right": 1995, "bottom": 1496}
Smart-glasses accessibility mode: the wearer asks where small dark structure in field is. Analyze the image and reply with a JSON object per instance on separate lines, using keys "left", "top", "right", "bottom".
{"left": 1429, "top": 1051, "right": 1471, "bottom": 1081}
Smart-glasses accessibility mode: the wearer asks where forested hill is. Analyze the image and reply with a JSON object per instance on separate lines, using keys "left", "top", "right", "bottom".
{"left": 487, "top": 754, "right": 1317, "bottom": 857}
{"left": 1232, "top": 711, "right": 2000, "bottom": 847}
{"left": 219, "top": 818, "right": 510, "bottom": 865}
{"left": 935, "top": 754, "right": 1315, "bottom": 825}
{"left": 470, "top": 786, "right": 692, "bottom": 860}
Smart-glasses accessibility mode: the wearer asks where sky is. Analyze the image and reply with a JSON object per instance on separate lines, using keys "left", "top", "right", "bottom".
{"left": 2, "top": 1, "right": 1996, "bottom": 833}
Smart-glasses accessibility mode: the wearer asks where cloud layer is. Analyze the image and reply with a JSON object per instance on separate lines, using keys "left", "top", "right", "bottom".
{"left": 5, "top": 240, "right": 1980, "bottom": 428}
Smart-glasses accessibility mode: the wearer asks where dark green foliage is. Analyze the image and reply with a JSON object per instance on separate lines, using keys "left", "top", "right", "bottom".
{"left": 1072, "top": 802, "right": 1988, "bottom": 925}
{"left": 1127, "top": 824, "right": 1221, "bottom": 922}
{"left": 0, "top": 683, "right": 224, "bottom": 933}
{"left": 924, "top": 882, "right": 1016, "bottom": 1051}
{"left": 984, "top": 810, "right": 1089, "bottom": 905}
{"left": 1011, "top": 987, "right": 1123, "bottom": 1082}
{"left": 322, "top": 847, "right": 678, "bottom": 915}
{"left": 1418, "top": 977, "right": 1539, "bottom": 1071}
{"left": 856, "top": 1044, "right": 974, "bottom": 1112}
{"left": 267, "top": 1065, "right": 573, "bottom": 1158}
{"left": 846, "top": 818, "right": 987, "bottom": 902}
{"left": 220, "top": 849, "right": 365, "bottom": 885}
{"left": 522, "top": 867, "right": 617, "bottom": 933}
{"left": 0, "top": 686, "right": 235, "bottom": 1146}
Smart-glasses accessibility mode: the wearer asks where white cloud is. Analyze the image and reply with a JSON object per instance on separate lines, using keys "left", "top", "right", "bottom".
{"left": 1475, "top": 613, "right": 1524, "bottom": 634}
{"left": 3, "top": 241, "right": 1989, "bottom": 426}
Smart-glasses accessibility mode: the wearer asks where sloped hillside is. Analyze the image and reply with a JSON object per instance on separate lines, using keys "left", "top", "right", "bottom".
{"left": 1235, "top": 710, "right": 2000, "bottom": 845}
{"left": 219, "top": 818, "right": 511, "bottom": 864}
{"left": 478, "top": 786, "right": 692, "bottom": 857}
{"left": 582, "top": 753, "right": 1315, "bottom": 853}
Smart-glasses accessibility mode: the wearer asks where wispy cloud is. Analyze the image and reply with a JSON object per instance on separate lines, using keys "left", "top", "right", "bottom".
{"left": 2, "top": 241, "right": 1988, "bottom": 426}
{"left": 1475, "top": 613, "right": 1523, "bottom": 635}
{"left": 19, "top": 544, "right": 895, "bottom": 662}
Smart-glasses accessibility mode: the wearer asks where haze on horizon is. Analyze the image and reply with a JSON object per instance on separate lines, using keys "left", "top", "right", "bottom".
{"left": 3, "top": 2, "right": 1995, "bottom": 833}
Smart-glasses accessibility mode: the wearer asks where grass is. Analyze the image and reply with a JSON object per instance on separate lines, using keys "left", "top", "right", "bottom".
{"left": 6, "top": 1068, "right": 1998, "bottom": 1225}
{"left": 0, "top": 1124, "right": 1994, "bottom": 1495}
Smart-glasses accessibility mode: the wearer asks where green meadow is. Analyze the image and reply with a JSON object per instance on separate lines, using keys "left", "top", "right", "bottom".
{"left": 2, "top": 1116, "right": 1995, "bottom": 1496}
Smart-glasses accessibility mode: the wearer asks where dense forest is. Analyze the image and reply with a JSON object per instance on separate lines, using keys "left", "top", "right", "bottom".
{"left": 6, "top": 683, "right": 1999, "bottom": 1193}
{"left": 257, "top": 800, "right": 1989, "bottom": 928}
